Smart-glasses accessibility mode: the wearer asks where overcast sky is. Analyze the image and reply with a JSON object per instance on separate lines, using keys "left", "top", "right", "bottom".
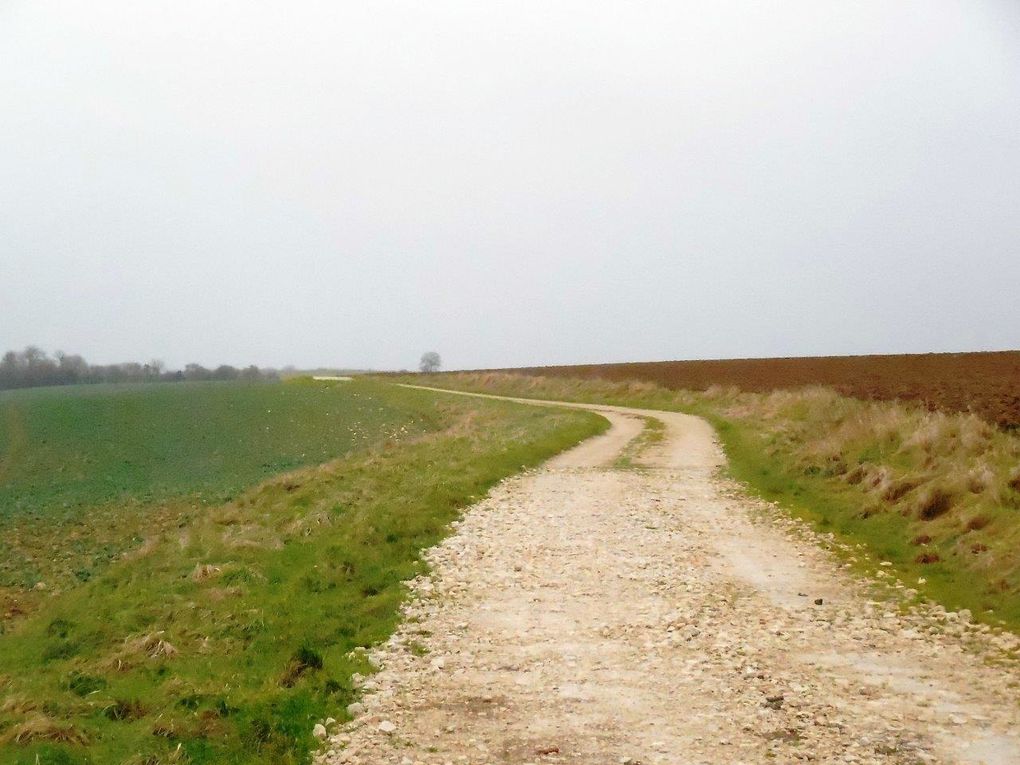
{"left": 2, "top": 1, "right": 1018, "bottom": 371}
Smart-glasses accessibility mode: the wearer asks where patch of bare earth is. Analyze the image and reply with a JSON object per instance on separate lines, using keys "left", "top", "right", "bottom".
{"left": 318, "top": 397, "right": 1020, "bottom": 765}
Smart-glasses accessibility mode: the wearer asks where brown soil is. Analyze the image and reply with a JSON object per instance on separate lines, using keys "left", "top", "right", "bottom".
{"left": 482, "top": 351, "right": 1020, "bottom": 429}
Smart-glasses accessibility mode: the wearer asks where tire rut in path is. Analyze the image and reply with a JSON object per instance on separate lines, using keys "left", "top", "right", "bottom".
{"left": 318, "top": 391, "right": 1020, "bottom": 765}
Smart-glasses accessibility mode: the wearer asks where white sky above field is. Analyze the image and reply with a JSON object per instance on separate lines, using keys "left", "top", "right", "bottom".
{"left": 2, "top": 1, "right": 1018, "bottom": 370}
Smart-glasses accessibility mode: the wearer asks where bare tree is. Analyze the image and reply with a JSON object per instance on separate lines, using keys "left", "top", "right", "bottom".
{"left": 419, "top": 351, "right": 441, "bottom": 373}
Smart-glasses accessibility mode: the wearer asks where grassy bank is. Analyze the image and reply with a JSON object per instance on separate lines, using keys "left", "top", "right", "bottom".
{"left": 400, "top": 373, "right": 1020, "bottom": 630}
{"left": 0, "top": 380, "right": 605, "bottom": 764}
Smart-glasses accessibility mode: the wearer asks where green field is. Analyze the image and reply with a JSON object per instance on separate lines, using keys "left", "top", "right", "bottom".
{"left": 0, "top": 381, "right": 425, "bottom": 522}
{"left": 0, "top": 381, "right": 428, "bottom": 592}
{"left": 0, "top": 379, "right": 605, "bottom": 764}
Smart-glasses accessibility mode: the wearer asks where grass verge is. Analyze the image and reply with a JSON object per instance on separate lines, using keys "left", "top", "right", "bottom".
{"left": 0, "top": 381, "right": 605, "bottom": 764}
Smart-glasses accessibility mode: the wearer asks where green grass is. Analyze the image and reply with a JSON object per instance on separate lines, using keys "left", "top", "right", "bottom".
{"left": 613, "top": 416, "right": 665, "bottom": 469}
{"left": 0, "top": 380, "right": 431, "bottom": 592}
{"left": 0, "top": 380, "right": 606, "bottom": 764}
{"left": 0, "top": 380, "right": 426, "bottom": 521}
{"left": 400, "top": 372, "right": 1020, "bottom": 632}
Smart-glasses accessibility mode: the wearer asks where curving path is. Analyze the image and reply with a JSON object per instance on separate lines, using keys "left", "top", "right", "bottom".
{"left": 318, "top": 387, "right": 1020, "bottom": 765}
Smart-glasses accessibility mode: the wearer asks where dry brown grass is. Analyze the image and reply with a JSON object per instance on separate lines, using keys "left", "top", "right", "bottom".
{"left": 709, "top": 387, "right": 1020, "bottom": 605}
{"left": 0, "top": 696, "right": 38, "bottom": 715}
{"left": 699, "top": 388, "right": 1020, "bottom": 563}
{"left": 190, "top": 563, "right": 222, "bottom": 581}
{"left": 915, "top": 488, "right": 954, "bottom": 521}
{"left": 966, "top": 515, "right": 992, "bottom": 532}
{"left": 106, "top": 631, "right": 179, "bottom": 670}
{"left": 3, "top": 714, "right": 89, "bottom": 745}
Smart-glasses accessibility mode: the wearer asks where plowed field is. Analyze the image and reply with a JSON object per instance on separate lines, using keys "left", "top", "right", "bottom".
{"left": 496, "top": 351, "right": 1020, "bottom": 429}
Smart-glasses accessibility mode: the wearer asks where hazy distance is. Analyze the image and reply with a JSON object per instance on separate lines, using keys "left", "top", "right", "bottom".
{"left": 2, "top": 1, "right": 1018, "bottom": 371}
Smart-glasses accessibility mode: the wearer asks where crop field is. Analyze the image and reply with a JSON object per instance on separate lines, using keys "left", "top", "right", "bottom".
{"left": 0, "top": 379, "right": 604, "bottom": 764}
{"left": 496, "top": 350, "right": 1020, "bottom": 429}
{"left": 0, "top": 380, "right": 427, "bottom": 593}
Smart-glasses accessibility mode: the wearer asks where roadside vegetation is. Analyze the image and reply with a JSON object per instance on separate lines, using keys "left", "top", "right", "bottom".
{"left": 0, "top": 379, "right": 604, "bottom": 764}
{"left": 403, "top": 372, "right": 1020, "bottom": 630}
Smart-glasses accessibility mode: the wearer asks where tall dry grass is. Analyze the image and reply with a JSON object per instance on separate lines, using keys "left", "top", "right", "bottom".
{"left": 704, "top": 386, "right": 1020, "bottom": 546}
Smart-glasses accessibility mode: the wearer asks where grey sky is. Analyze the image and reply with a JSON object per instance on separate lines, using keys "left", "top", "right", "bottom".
{"left": 2, "top": 1, "right": 1018, "bottom": 371}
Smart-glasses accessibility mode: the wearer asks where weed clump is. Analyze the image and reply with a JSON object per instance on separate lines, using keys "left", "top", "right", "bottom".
{"left": 965, "top": 515, "right": 991, "bottom": 532}
{"left": 916, "top": 489, "right": 953, "bottom": 521}
{"left": 281, "top": 646, "right": 323, "bottom": 687}
{"left": 844, "top": 465, "right": 866, "bottom": 485}
{"left": 112, "top": 631, "right": 178, "bottom": 666}
{"left": 66, "top": 671, "right": 107, "bottom": 697}
{"left": 45, "top": 619, "right": 74, "bottom": 638}
{"left": 41, "top": 640, "right": 80, "bottom": 663}
{"left": 104, "top": 698, "right": 148, "bottom": 722}
{"left": 191, "top": 562, "right": 222, "bottom": 581}
{"left": 3, "top": 715, "right": 88, "bottom": 745}
{"left": 881, "top": 477, "right": 920, "bottom": 502}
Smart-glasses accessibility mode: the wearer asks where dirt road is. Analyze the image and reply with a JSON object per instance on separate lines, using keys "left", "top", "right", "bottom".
{"left": 318, "top": 389, "right": 1020, "bottom": 765}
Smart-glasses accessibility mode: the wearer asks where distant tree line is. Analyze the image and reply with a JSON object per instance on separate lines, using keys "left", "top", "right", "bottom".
{"left": 0, "top": 346, "right": 279, "bottom": 391}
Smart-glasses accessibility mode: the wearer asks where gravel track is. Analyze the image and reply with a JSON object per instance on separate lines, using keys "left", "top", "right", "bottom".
{"left": 318, "top": 391, "right": 1020, "bottom": 765}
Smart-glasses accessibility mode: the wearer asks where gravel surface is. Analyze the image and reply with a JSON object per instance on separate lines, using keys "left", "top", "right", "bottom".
{"left": 317, "top": 396, "right": 1020, "bottom": 765}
